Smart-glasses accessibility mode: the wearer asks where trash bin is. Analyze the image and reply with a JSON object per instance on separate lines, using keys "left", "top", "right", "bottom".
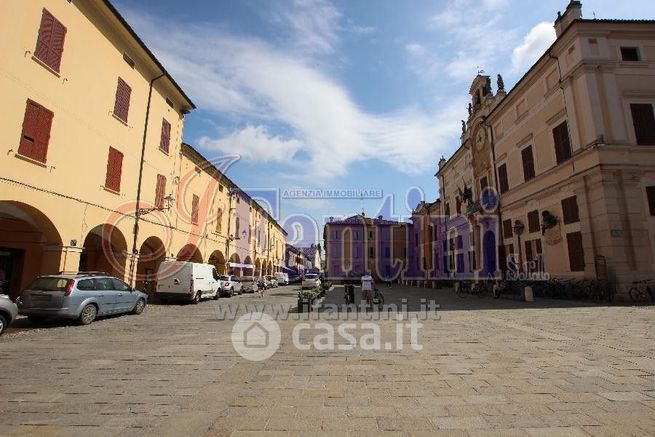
{"left": 524, "top": 286, "right": 534, "bottom": 302}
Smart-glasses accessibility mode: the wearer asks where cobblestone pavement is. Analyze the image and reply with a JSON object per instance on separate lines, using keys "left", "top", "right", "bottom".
{"left": 1, "top": 284, "right": 654, "bottom": 436}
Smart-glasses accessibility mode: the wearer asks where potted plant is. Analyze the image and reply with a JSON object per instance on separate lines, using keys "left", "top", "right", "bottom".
{"left": 297, "top": 288, "right": 320, "bottom": 312}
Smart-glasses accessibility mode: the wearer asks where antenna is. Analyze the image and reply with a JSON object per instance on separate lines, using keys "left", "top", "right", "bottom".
{"left": 360, "top": 194, "right": 365, "bottom": 216}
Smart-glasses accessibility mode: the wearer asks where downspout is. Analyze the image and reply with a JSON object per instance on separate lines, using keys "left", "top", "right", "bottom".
{"left": 130, "top": 73, "right": 165, "bottom": 284}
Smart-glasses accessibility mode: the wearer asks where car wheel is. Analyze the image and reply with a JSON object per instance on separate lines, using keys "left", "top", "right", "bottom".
{"left": 192, "top": 292, "right": 201, "bottom": 304}
{"left": 132, "top": 298, "right": 146, "bottom": 315}
{"left": 0, "top": 314, "right": 7, "bottom": 336}
{"left": 78, "top": 304, "right": 97, "bottom": 325}
{"left": 213, "top": 291, "right": 220, "bottom": 300}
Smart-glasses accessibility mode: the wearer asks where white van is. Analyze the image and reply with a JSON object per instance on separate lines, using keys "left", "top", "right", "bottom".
{"left": 275, "top": 272, "right": 289, "bottom": 285}
{"left": 156, "top": 261, "right": 221, "bottom": 303}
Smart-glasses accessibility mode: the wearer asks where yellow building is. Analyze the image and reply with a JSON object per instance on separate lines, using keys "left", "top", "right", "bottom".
{"left": 0, "top": 1, "right": 285, "bottom": 298}
{"left": 437, "top": 1, "right": 655, "bottom": 297}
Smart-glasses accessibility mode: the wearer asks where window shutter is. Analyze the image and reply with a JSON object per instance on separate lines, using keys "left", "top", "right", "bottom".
{"left": 160, "top": 119, "right": 171, "bottom": 153}
{"left": 34, "top": 9, "right": 54, "bottom": 65}
{"left": 561, "top": 196, "right": 580, "bottom": 224}
{"left": 553, "top": 121, "right": 572, "bottom": 164}
{"left": 34, "top": 106, "right": 54, "bottom": 163}
{"left": 646, "top": 186, "right": 655, "bottom": 216}
{"left": 631, "top": 104, "right": 655, "bottom": 145}
{"left": 525, "top": 240, "right": 533, "bottom": 262}
{"left": 498, "top": 164, "right": 509, "bottom": 193}
{"left": 527, "top": 210, "right": 540, "bottom": 233}
{"left": 18, "top": 100, "right": 41, "bottom": 159}
{"left": 521, "top": 146, "right": 535, "bottom": 181}
{"left": 105, "top": 147, "right": 123, "bottom": 192}
{"left": 155, "top": 174, "right": 166, "bottom": 209}
{"left": 503, "top": 219, "right": 513, "bottom": 238}
{"left": 48, "top": 19, "right": 67, "bottom": 73}
{"left": 191, "top": 194, "right": 199, "bottom": 224}
{"left": 566, "top": 231, "right": 585, "bottom": 271}
{"left": 114, "top": 78, "right": 131, "bottom": 122}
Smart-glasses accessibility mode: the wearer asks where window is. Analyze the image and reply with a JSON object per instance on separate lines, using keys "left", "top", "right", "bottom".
{"left": 77, "top": 279, "right": 96, "bottom": 291}
{"left": 368, "top": 231, "right": 373, "bottom": 239}
{"left": 621, "top": 47, "right": 640, "bottom": 62}
{"left": 498, "top": 164, "right": 509, "bottom": 193}
{"left": 480, "top": 176, "right": 488, "bottom": 192}
{"left": 503, "top": 219, "right": 513, "bottom": 238}
{"left": 113, "top": 77, "right": 132, "bottom": 122}
{"left": 631, "top": 104, "right": 655, "bottom": 145}
{"left": 160, "top": 119, "right": 171, "bottom": 153}
{"left": 111, "top": 278, "right": 131, "bottom": 291}
{"left": 34, "top": 9, "right": 67, "bottom": 73}
{"left": 104, "top": 147, "right": 123, "bottom": 192}
{"left": 216, "top": 208, "right": 223, "bottom": 233}
{"left": 445, "top": 203, "right": 450, "bottom": 216}
{"left": 385, "top": 247, "right": 391, "bottom": 258}
{"left": 528, "top": 210, "right": 540, "bottom": 233}
{"left": 566, "top": 231, "right": 585, "bottom": 271}
{"left": 647, "top": 187, "right": 655, "bottom": 216}
{"left": 355, "top": 247, "right": 361, "bottom": 258}
{"left": 525, "top": 240, "right": 533, "bottom": 263}
{"left": 552, "top": 121, "right": 572, "bottom": 164}
{"left": 191, "top": 194, "right": 199, "bottom": 224}
{"left": 521, "top": 146, "right": 535, "bottom": 181}
{"left": 155, "top": 174, "right": 166, "bottom": 209}
{"left": 561, "top": 196, "right": 580, "bottom": 224}
{"left": 369, "top": 247, "right": 375, "bottom": 258}
{"left": 18, "top": 99, "right": 54, "bottom": 163}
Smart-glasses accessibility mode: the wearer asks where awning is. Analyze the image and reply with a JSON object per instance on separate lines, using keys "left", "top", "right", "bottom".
{"left": 228, "top": 262, "right": 255, "bottom": 269}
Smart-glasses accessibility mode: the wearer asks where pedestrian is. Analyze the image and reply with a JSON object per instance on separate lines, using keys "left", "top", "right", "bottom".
{"left": 361, "top": 272, "right": 374, "bottom": 308}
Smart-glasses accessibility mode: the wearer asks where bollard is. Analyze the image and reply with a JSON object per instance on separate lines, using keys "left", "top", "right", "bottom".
{"left": 524, "top": 286, "right": 533, "bottom": 302}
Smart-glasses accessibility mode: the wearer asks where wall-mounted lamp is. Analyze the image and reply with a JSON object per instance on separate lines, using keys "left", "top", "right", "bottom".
{"left": 541, "top": 210, "right": 558, "bottom": 235}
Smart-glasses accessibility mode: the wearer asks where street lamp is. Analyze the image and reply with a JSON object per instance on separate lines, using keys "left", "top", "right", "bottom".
{"left": 137, "top": 194, "right": 175, "bottom": 216}
{"left": 512, "top": 220, "right": 525, "bottom": 272}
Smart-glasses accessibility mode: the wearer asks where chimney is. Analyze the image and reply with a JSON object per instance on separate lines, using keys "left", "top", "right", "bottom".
{"left": 554, "top": 1, "right": 582, "bottom": 37}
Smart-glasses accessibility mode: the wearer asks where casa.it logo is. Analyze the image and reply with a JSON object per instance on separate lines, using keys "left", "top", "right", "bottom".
{"left": 231, "top": 312, "right": 282, "bottom": 361}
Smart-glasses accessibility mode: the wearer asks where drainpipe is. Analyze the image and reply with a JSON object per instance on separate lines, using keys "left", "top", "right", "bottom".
{"left": 129, "top": 73, "right": 165, "bottom": 284}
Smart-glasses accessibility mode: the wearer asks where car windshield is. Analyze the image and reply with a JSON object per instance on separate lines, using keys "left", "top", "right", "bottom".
{"left": 242, "top": 276, "right": 254, "bottom": 282}
{"left": 305, "top": 274, "right": 318, "bottom": 279}
{"left": 220, "top": 276, "right": 231, "bottom": 281}
{"left": 26, "top": 277, "right": 72, "bottom": 292}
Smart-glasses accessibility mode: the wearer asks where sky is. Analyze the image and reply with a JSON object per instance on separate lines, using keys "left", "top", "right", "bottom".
{"left": 114, "top": 0, "right": 655, "bottom": 247}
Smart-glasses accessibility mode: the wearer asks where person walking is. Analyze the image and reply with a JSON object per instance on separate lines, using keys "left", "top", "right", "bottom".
{"left": 361, "top": 272, "right": 375, "bottom": 309}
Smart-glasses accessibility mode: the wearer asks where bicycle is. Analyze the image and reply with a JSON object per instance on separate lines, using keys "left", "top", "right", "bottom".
{"left": 629, "top": 279, "right": 654, "bottom": 303}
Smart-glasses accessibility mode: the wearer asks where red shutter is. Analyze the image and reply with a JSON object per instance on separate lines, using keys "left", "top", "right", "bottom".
{"left": 34, "top": 106, "right": 54, "bottom": 163}
{"left": 34, "top": 9, "right": 66, "bottom": 73}
{"left": 105, "top": 147, "right": 123, "bottom": 192}
{"left": 160, "top": 119, "right": 171, "bottom": 153}
{"left": 155, "top": 174, "right": 166, "bottom": 209}
{"left": 48, "top": 19, "right": 67, "bottom": 73}
{"left": 114, "top": 78, "right": 131, "bottom": 122}
{"left": 191, "top": 194, "right": 200, "bottom": 224}
{"left": 34, "top": 9, "right": 54, "bottom": 65}
{"left": 18, "top": 99, "right": 53, "bottom": 163}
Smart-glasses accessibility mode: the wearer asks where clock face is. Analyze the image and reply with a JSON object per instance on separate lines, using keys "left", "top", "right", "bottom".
{"left": 475, "top": 128, "right": 487, "bottom": 150}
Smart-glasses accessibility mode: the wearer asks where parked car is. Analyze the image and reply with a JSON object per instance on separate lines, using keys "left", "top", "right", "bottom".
{"left": 275, "top": 272, "right": 289, "bottom": 285}
{"left": 0, "top": 294, "right": 18, "bottom": 335}
{"left": 156, "top": 261, "right": 221, "bottom": 304}
{"left": 17, "top": 273, "right": 147, "bottom": 325}
{"left": 240, "top": 276, "right": 259, "bottom": 293}
{"left": 265, "top": 275, "right": 278, "bottom": 287}
{"left": 220, "top": 275, "right": 243, "bottom": 297}
{"left": 301, "top": 274, "right": 321, "bottom": 290}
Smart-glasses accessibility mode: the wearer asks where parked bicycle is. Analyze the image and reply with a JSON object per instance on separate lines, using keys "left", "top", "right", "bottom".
{"left": 628, "top": 279, "right": 654, "bottom": 303}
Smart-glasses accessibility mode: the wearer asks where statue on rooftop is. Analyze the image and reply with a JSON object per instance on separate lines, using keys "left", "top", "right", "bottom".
{"left": 497, "top": 74, "right": 505, "bottom": 93}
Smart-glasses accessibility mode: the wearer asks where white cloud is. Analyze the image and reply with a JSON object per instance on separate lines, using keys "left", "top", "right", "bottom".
{"left": 273, "top": 0, "right": 342, "bottom": 55}
{"left": 405, "top": 43, "right": 426, "bottom": 56}
{"left": 125, "top": 8, "right": 463, "bottom": 182}
{"left": 512, "top": 21, "right": 556, "bottom": 72}
{"left": 197, "top": 125, "right": 302, "bottom": 162}
{"left": 429, "top": 0, "right": 519, "bottom": 80}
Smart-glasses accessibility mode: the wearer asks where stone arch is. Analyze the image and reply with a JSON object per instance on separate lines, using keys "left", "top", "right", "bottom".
{"left": 177, "top": 244, "right": 202, "bottom": 263}
{"left": 136, "top": 236, "right": 166, "bottom": 294}
{"left": 208, "top": 249, "right": 226, "bottom": 275}
{"left": 79, "top": 224, "right": 128, "bottom": 279}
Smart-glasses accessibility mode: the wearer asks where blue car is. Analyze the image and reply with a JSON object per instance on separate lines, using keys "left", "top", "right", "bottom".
{"left": 17, "top": 273, "right": 147, "bottom": 325}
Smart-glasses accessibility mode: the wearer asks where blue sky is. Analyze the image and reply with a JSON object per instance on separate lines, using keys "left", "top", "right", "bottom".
{"left": 115, "top": 0, "right": 654, "bottom": 246}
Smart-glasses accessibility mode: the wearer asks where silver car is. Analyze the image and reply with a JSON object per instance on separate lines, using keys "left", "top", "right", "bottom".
{"left": 0, "top": 294, "right": 18, "bottom": 336}
{"left": 17, "top": 273, "right": 147, "bottom": 325}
